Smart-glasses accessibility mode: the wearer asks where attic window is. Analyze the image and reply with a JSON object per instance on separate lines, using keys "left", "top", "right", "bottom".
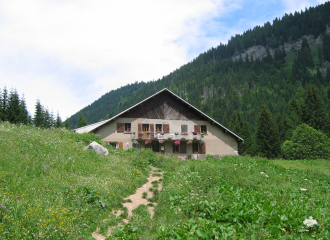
{"left": 125, "top": 123, "right": 131, "bottom": 132}
{"left": 142, "top": 124, "right": 149, "bottom": 132}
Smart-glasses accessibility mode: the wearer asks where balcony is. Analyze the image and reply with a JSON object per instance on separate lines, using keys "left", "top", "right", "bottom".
{"left": 132, "top": 132, "right": 203, "bottom": 141}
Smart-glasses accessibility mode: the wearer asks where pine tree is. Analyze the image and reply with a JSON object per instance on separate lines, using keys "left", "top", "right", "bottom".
{"left": 33, "top": 99, "right": 44, "bottom": 127}
{"left": 230, "top": 111, "right": 253, "bottom": 155}
{"left": 302, "top": 87, "right": 328, "bottom": 133}
{"left": 63, "top": 119, "right": 70, "bottom": 129}
{"left": 255, "top": 104, "right": 281, "bottom": 158}
{"left": 2, "top": 87, "right": 8, "bottom": 121}
{"left": 77, "top": 111, "right": 87, "bottom": 128}
{"left": 287, "top": 98, "right": 303, "bottom": 138}
{"left": 7, "top": 89, "right": 21, "bottom": 124}
{"left": 55, "top": 112, "right": 62, "bottom": 128}
{"left": 19, "top": 94, "right": 29, "bottom": 124}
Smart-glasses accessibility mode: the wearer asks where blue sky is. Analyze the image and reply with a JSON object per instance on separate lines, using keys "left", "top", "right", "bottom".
{"left": 0, "top": 0, "right": 327, "bottom": 120}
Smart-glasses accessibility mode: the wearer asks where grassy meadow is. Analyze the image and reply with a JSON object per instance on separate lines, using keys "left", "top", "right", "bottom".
{"left": 1, "top": 122, "right": 330, "bottom": 239}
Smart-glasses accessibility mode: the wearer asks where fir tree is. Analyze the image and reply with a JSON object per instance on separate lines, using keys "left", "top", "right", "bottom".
{"left": 77, "top": 111, "right": 87, "bottom": 128}
{"left": 19, "top": 94, "right": 29, "bottom": 124}
{"left": 230, "top": 111, "right": 253, "bottom": 155}
{"left": 302, "top": 87, "right": 328, "bottom": 133}
{"left": 33, "top": 99, "right": 44, "bottom": 127}
{"left": 2, "top": 87, "right": 8, "bottom": 121}
{"left": 63, "top": 119, "right": 70, "bottom": 129}
{"left": 255, "top": 104, "right": 281, "bottom": 159}
{"left": 7, "top": 89, "right": 21, "bottom": 124}
{"left": 55, "top": 112, "right": 62, "bottom": 128}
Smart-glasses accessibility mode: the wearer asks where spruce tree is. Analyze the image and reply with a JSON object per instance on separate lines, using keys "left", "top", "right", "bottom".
{"left": 255, "top": 104, "right": 281, "bottom": 159}
{"left": 55, "top": 112, "right": 62, "bottom": 128}
{"left": 302, "top": 87, "right": 328, "bottom": 133}
{"left": 19, "top": 94, "right": 29, "bottom": 124}
{"left": 2, "top": 87, "right": 8, "bottom": 121}
{"left": 33, "top": 99, "right": 44, "bottom": 127}
{"left": 63, "top": 119, "right": 70, "bottom": 129}
{"left": 230, "top": 111, "right": 252, "bottom": 155}
{"left": 77, "top": 111, "right": 87, "bottom": 128}
{"left": 7, "top": 89, "right": 21, "bottom": 124}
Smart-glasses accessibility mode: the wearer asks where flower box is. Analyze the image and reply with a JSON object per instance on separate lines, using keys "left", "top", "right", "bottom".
{"left": 192, "top": 132, "right": 197, "bottom": 135}
{"left": 138, "top": 131, "right": 144, "bottom": 135}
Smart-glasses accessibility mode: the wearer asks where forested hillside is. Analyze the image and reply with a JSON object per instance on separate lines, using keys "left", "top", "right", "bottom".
{"left": 68, "top": 2, "right": 330, "bottom": 156}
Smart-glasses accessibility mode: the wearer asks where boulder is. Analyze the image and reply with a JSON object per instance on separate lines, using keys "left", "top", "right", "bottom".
{"left": 84, "top": 141, "right": 109, "bottom": 156}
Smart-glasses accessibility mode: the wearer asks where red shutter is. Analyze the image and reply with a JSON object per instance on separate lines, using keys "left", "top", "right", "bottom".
{"left": 118, "top": 142, "right": 123, "bottom": 149}
{"left": 199, "top": 142, "right": 206, "bottom": 154}
{"left": 150, "top": 124, "right": 154, "bottom": 139}
{"left": 194, "top": 125, "right": 201, "bottom": 134}
{"left": 163, "top": 124, "right": 169, "bottom": 133}
{"left": 180, "top": 142, "right": 187, "bottom": 154}
{"left": 138, "top": 123, "right": 142, "bottom": 139}
{"left": 117, "top": 123, "right": 124, "bottom": 132}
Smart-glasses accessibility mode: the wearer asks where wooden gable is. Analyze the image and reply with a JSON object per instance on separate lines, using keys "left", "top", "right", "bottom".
{"left": 121, "top": 91, "right": 204, "bottom": 120}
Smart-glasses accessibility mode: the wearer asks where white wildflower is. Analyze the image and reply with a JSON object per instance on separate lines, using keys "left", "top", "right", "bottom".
{"left": 300, "top": 188, "right": 307, "bottom": 191}
{"left": 303, "top": 216, "right": 318, "bottom": 228}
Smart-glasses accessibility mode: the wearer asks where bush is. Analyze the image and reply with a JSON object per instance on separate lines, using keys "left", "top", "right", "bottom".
{"left": 281, "top": 124, "right": 330, "bottom": 160}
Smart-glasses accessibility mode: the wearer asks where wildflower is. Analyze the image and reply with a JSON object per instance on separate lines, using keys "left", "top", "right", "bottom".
{"left": 16, "top": 196, "right": 19, "bottom": 199}
{"left": 303, "top": 216, "right": 318, "bottom": 227}
{"left": 300, "top": 188, "right": 307, "bottom": 191}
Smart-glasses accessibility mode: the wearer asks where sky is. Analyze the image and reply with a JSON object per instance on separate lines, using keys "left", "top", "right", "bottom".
{"left": 0, "top": 0, "right": 327, "bottom": 120}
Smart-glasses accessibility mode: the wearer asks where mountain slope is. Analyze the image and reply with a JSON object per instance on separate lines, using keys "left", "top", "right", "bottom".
{"left": 68, "top": 2, "right": 330, "bottom": 136}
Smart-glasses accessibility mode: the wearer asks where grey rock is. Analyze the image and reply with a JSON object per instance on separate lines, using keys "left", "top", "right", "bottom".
{"left": 84, "top": 141, "right": 109, "bottom": 156}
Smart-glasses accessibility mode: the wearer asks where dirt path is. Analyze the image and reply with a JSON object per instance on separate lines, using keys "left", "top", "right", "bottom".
{"left": 92, "top": 167, "right": 163, "bottom": 240}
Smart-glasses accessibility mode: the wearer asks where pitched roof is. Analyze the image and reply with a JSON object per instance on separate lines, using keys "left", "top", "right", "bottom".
{"left": 73, "top": 88, "right": 243, "bottom": 142}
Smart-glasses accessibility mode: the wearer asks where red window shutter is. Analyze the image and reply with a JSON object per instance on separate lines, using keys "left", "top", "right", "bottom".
{"left": 138, "top": 123, "right": 142, "bottom": 139}
{"left": 180, "top": 142, "right": 187, "bottom": 154}
{"left": 194, "top": 125, "right": 201, "bottom": 134}
{"left": 117, "top": 123, "right": 124, "bottom": 133}
{"left": 163, "top": 124, "right": 170, "bottom": 133}
{"left": 199, "top": 142, "right": 206, "bottom": 154}
{"left": 118, "top": 142, "right": 123, "bottom": 149}
{"left": 150, "top": 124, "right": 154, "bottom": 139}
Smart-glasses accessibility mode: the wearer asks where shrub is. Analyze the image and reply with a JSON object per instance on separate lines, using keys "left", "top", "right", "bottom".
{"left": 281, "top": 124, "right": 330, "bottom": 160}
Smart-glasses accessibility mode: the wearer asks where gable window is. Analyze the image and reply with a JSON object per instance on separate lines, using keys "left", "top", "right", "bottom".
{"left": 125, "top": 123, "right": 131, "bottom": 132}
{"left": 142, "top": 124, "right": 149, "bottom": 132}
{"left": 181, "top": 124, "right": 188, "bottom": 133}
{"left": 173, "top": 143, "right": 179, "bottom": 153}
{"left": 192, "top": 143, "right": 199, "bottom": 153}
{"left": 201, "top": 125, "right": 207, "bottom": 134}
{"left": 156, "top": 124, "right": 162, "bottom": 132}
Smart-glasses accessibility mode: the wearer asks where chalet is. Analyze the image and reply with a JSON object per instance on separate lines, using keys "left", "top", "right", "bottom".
{"left": 74, "top": 88, "right": 243, "bottom": 159}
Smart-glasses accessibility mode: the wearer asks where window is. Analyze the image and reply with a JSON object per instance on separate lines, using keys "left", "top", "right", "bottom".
{"left": 109, "top": 142, "right": 117, "bottom": 148}
{"left": 192, "top": 143, "right": 199, "bottom": 153}
{"left": 173, "top": 143, "right": 179, "bottom": 153}
{"left": 142, "top": 124, "right": 149, "bottom": 132}
{"left": 201, "top": 125, "right": 207, "bottom": 134}
{"left": 125, "top": 123, "right": 131, "bottom": 132}
{"left": 181, "top": 124, "right": 188, "bottom": 133}
{"left": 156, "top": 124, "right": 162, "bottom": 132}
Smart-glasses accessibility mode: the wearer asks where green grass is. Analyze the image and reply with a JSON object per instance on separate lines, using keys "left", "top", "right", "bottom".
{"left": 0, "top": 122, "right": 167, "bottom": 239}
{"left": 111, "top": 156, "right": 330, "bottom": 239}
{"left": 2, "top": 122, "right": 330, "bottom": 239}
